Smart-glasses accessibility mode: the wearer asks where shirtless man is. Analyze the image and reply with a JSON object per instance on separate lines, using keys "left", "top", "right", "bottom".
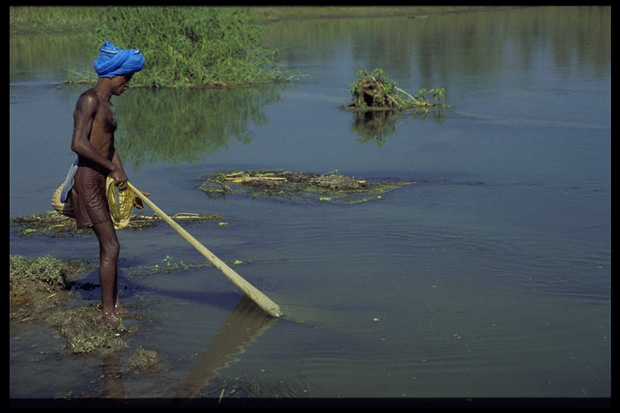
{"left": 70, "top": 42, "right": 149, "bottom": 327}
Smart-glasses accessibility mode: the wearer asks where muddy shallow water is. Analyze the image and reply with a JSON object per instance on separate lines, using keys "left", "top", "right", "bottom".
{"left": 10, "top": 7, "right": 610, "bottom": 404}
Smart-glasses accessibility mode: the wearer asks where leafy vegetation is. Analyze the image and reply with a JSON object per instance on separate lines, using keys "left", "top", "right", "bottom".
{"left": 91, "top": 7, "right": 301, "bottom": 88}
{"left": 9, "top": 254, "right": 93, "bottom": 299}
{"left": 10, "top": 254, "right": 133, "bottom": 355}
{"left": 11, "top": 6, "right": 301, "bottom": 88}
{"left": 342, "top": 69, "right": 449, "bottom": 142}
{"left": 346, "top": 68, "right": 449, "bottom": 111}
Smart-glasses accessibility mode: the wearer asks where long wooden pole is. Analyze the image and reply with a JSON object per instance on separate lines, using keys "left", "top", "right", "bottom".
{"left": 127, "top": 182, "right": 283, "bottom": 318}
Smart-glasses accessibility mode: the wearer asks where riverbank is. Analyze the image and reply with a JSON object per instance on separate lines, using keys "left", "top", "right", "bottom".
{"left": 10, "top": 6, "right": 512, "bottom": 34}
{"left": 247, "top": 6, "right": 509, "bottom": 24}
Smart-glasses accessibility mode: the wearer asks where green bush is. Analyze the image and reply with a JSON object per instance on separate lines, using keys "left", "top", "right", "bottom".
{"left": 10, "top": 255, "right": 71, "bottom": 294}
{"left": 93, "top": 7, "right": 296, "bottom": 88}
{"left": 347, "top": 68, "right": 448, "bottom": 110}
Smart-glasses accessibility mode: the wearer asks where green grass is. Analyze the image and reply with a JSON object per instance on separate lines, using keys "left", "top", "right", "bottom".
{"left": 246, "top": 6, "right": 484, "bottom": 24}
{"left": 10, "top": 6, "right": 102, "bottom": 34}
{"left": 10, "top": 6, "right": 486, "bottom": 34}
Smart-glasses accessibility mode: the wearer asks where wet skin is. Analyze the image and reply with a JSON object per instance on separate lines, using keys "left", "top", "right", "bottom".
{"left": 71, "top": 73, "right": 149, "bottom": 327}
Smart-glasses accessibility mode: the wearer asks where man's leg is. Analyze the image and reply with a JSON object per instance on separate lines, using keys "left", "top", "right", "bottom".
{"left": 93, "top": 220, "right": 122, "bottom": 326}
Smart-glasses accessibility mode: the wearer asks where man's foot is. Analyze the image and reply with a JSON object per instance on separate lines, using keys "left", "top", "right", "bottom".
{"left": 102, "top": 311, "right": 121, "bottom": 328}
{"left": 114, "top": 303, "right": 130, "bottom": 316}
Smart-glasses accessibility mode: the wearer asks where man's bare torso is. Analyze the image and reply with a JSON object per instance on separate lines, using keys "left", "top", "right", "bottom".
{"left": 83, "top": 89, "right": 117, "bottom": 161}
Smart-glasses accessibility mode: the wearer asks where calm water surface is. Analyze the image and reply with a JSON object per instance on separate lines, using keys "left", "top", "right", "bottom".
{"left": 10, "top": 7, "right": 610, "bottom": 401}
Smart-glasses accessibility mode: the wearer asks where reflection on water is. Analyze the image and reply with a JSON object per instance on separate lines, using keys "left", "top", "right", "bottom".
{"left": 114, "top": 85, "right": 283, "bottom": 169}
{"left": 349, "top": 108, "right": 447, "bottom": 144}
{"left": 261, "top": 6, "right": 611, "bottom": 87}
{"left": 9, "top": 34, "right": 93, "bottom": 83}
{"left": 98, "top": 296, "right": 277, "bottom": 400}
{"left": 174, "top": 296, "right": 278, "bottom": 399}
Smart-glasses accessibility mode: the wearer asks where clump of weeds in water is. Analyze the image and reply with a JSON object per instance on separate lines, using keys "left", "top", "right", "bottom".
{"left": 10, "top": 211, "right": 223, "bottom": 238}
{"left": 342, "top": 69, "right": 450, "bottom": 142}
{"left": 345, "top": 68, "right": 449, "bottom": 111}
{"left": 9, "top": 255, "right": 87, "bottom": 302}
{"left": 199, "top": 169, "right": 412, "bottom": 204}
{"left": 10, "top": 255, "right": 133, "bottom": 356}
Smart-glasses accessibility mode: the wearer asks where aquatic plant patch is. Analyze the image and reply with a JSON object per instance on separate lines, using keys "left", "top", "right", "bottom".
{"left": 344, "top": 69, "right": 449, "bottom": 111}
{"left": 199, "top": 170, "right": 412, "bottom": 204}
{"left": 10, "top": 211, "right": 224, "bottom": 238}
{"left": 9, "top": 254, "right": 132, "bottom": 356}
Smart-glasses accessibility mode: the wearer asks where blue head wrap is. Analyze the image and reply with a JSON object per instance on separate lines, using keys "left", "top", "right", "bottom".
{"left": 93, "top": 41, "right": 145, "bottom": 78}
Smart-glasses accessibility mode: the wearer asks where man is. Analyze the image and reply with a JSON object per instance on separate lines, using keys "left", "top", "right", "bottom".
{"left": 70, "top": 41, "right": 149, "bottom": 327}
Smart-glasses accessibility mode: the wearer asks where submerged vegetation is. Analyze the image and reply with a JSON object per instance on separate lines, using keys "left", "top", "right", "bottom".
{"left": 10, "top": 211, "right": 224, "bottom": 238}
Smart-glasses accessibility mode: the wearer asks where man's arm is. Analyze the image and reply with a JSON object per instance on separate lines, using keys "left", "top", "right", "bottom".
{"left": 111, "top": 142, "right": 149, "bottom": 209}
{"left": 109, "top": 149, "right": 128, "bottom": 186}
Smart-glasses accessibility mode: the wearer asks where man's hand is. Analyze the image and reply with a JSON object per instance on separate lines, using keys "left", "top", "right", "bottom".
{"left": 115, "top": 177, "right": 149, "bottom": 210}
{"left": 108, "top": 168, "right": 129, "bottom": 188}
{"left": 132, "top": 187, "right": 150, "bottom": 210}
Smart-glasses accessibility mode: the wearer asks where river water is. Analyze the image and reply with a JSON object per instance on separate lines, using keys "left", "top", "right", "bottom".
{"left": 10, "top": 6, "right": 610, "bottom": 403}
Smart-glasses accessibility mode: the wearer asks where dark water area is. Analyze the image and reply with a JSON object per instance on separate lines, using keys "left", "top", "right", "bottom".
{"left": 10, "top": 7, "right": 610, "bottom": 402}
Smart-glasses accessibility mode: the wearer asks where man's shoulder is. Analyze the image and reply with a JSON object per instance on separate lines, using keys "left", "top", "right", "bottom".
{"left": 78, "top": 88, "right": 98, "bottom": 100}
{"left": 76, "top": 89, "right": 100, "bottom": 110}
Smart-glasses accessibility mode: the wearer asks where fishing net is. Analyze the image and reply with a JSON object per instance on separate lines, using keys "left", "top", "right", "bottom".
{"left": 105, "top": 177, "right": 135, "bottom": 230}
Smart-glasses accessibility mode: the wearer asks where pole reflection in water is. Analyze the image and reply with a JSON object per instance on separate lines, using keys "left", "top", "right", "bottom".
{"left": 96, "top": 294, "right": 279, "bottom": 400}
{"left": 174, "top": 296, "right": 279, "bottom": 400}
